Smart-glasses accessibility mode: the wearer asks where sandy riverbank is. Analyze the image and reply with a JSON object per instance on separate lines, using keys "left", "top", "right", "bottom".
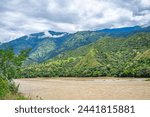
{"left": 15, "top": 77, "right": 150, "bottom": 100}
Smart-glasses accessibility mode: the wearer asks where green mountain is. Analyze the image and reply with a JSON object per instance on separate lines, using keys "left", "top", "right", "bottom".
{"left": 0, "top": 31, "right": 105, "bottom": 64}
{"left": 21, "top": 32, "right": 150, "bottom": 78}
{"left": 1, "top": 26, "right": 150, "bottom": 64}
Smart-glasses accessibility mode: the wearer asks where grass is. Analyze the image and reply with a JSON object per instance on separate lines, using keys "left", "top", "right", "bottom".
{"left": 1, "top": 93, "right": 29, "bottom": 100}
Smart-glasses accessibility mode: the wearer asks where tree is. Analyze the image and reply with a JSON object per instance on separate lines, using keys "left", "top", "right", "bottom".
{"left": 0, "top": 48, "right": 30, "bottom": 99}
{"left": 0, "top": 48, "right": 30, "bottom": 81}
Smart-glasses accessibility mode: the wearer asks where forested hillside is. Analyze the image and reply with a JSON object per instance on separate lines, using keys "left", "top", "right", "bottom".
{"left": 1, "top": 26, "right": 149, "bottom": 64}
{"left": 21, "top": 32, "right": 150, "bottom": 78}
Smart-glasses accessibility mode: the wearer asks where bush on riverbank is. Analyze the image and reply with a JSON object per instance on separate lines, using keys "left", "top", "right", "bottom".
{"left": 0, "top": 48, "right": 30, "bottom": 100}
{"left": 0, "top": 78, "right": 10, "bottom": 99}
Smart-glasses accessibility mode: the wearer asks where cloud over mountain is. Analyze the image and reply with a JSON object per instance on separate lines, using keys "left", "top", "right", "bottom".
{"left": 0, "top": 0, "right": 150, "bottom": 42}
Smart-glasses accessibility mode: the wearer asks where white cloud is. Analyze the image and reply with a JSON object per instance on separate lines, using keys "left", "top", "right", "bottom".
{"left": 0, "top": 0, "right": 150, "bottom": 42}
{"left": 41, "top": 31, "right": 66, "bottom": 38}
{"left": 141, "top": 0, "right": 150, "bottom": 7}
{"left": 0, "top": 28, "right": 25, "bottom": 43}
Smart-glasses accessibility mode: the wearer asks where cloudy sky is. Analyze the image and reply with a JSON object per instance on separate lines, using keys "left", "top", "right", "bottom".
{"left": 0, "top": 0, "right": 150, "bottom": 42}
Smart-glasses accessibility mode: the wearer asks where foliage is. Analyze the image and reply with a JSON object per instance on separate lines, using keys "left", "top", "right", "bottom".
{"left": 0, "top": 48, "right": 29, "bottom": 99}
{"left": 21, "top": 32, "right": 150, "bottom": 78}
{"left": 0, "top": 78, "right": 25, "bottom": 100}
{"left": 0, "top": 48, "right": 29, "bottom": 81}
{"left": 0, "top": 78, "right": 10, "bottom": 99}
{"left": 9, "top": 82, "right": 20, "bottom": 94}
{"left": 2, "top": 26, "right": 149, "bottom": 64}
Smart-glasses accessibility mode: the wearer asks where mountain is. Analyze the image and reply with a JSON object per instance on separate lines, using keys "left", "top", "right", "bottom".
{"left": 0, "top": 26, "right": 150, "bottom": 64}
{"left": 0, "top": 31, "right": 69, "bottom": 63}
{"left": 97, "top": 26, "right": 150, "bottom": 37}
{"left": 21, "top": 32, "right": 150, "bottom": 78}
{"left": 0, "top": 30, "right": 105, "bottom": 63}
{"left": 0, "top": 31, "right": 67, "bottom": 54}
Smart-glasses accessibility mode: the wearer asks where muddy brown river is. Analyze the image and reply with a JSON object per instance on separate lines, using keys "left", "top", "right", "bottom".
{"left": 15, "top": 77, "right": 150, "bottom": 100}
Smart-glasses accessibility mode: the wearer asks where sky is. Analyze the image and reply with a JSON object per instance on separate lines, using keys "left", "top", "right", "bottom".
{"left": 0, "top": 0, "right": 150, "bottom": 42}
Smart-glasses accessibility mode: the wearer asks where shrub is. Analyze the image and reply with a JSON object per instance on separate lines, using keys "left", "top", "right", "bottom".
{"left": 9, "top": 81, "right": 20, "bottom": 94}
{"left": 0, "top": 78, "right": 10, "bottom": 99}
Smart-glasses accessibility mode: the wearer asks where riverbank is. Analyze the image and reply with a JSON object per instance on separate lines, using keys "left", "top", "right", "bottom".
{"left": 15, "top": 77, "right": 150, "bottom": 100}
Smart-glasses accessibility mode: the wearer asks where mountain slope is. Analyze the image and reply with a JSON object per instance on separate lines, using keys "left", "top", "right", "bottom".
{"left": 1, "top": 26, "right": 150, "bottom": 64}
{"left": 0, "top": 31, "right": 105, "bottom": 63}
{"left": 0, "top": 31, "right": 69, "bottom": 63}
{"left": 21, "top": 32, "right": 150, "bottom": 77}
{"left": 97, "top": 26, "right": 150, "bottom": 37}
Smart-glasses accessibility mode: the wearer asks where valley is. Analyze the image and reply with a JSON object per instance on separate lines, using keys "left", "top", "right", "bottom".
{"left": 1, "top": 0, "right": 150, "bottom": 102}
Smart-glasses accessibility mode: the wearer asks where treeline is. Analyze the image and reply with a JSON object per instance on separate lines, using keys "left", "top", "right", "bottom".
{"left": 21, "top": 33, "right": 150, "bottom": 78}
{"left": 21, "top": 58, "right": 150, "bottom": 78}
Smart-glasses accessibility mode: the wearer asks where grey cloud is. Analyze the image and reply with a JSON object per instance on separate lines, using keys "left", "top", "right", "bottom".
{"left": 0, "top": 0, "right": 150, "bottom": 42}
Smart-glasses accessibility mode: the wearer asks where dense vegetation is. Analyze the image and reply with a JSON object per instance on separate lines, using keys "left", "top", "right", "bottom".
{"left": 1, "top": 26, "right": 150, "bottom": 79}
{"left": 0, "top": 48, "right": 29, "bottom": 99}
{"left": 21, "top": 32, "right": 150, "bottom": 78}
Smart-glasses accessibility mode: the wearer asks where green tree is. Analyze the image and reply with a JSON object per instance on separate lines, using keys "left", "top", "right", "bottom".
{"left": 0, "top": 48, "right": 29, "bottom": 81}
{"left": 0, "top": 48, "right": 30, "bottom": 99}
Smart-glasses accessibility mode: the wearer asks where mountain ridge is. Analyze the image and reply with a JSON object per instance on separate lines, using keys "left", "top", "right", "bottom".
{"left": 0, "top": 26, "right": 150, "bottom": 64}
